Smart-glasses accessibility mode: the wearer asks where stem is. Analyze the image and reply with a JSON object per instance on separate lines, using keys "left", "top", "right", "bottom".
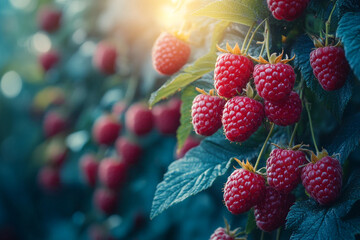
{"left": 260, "top": 231, "right": 264, "bottom": 240}
{"left": 254, "top": 123, "right": 275, "bottom": 171}
{"left": 265, "top": 19, "right": 271, "bottom": 61}
{"left": 305, "top": 101, "right": 319, "bottom": 153}
{"left": 244, "top": 18, "right": 267, "bottom": 54}
{"left": 325, "top": 1, "right": 337, "bottom": 46}
{"left": 276, "top": 227, "right": 281, "bottom": 240}
{"left": 259, "top": 41, "right": 265, "bottom": 57}
{"left": 289, "top": 122, "right": 299, "bottom": 147}
{"left": 241, "top": 22, "right": 255, "bottom": 53}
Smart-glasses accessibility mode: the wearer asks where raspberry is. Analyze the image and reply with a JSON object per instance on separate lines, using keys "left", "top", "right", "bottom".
{"left": 301, "top": 155, "right": 342, "bottom": 205}
{"left": 39, "top": 50, "right": 60, "bottom": 72}
{"left": 254, "top": 187, "right": 295, "bottom": 232}
{"left": 98, "top": 158, "right": 127, "bottom": 189}
{"left": 224, "top": 162, "right": 266, "bottom": 214}
{"left": 210, "top": 227, "right": 234, "bottom": 240}
{"left": 265, "top": 91, "right": 302, "bottom": 126}
{"left": 115, "top": 137, "right": 142, "bottom": 165}
{"left": 214, "top": 44, "right": 254, "bottom": 98}
{"left": 176, "top": 136, "right": 201, "bottom": 159}
{"left": 93, "top": 41, "right": 118, "bottom": 75}
{"left": 80, "top": 154, "right": 98, "bottom": 187}
{"left": 43, "top": 111, "right": 67, "bottom": 138}
{"left": 92, "top": 115, "right": 121, "bottom": 146}
{"left": 254, "top": 63, "right": 295, "bottom": 102}
{"left": 267, "top": 148, "right": 306, "bottom": 193}
{"left": 93, "top": 188, "right": 117, "bottom": 215}
{"left": 37, "top": 6, "right": 62, "bottom": 32}
{"left": 152, "top": 99, "right": 181, "bottom": 135}
{"left": 267, "top": 0, "right": 310, "bottom": 21}
{"left": 38, "top": 166, "right": 60, "bottom": 191}
{"left": 310, "top": 46, "right": 349, "bottom": 91}
{"left": 191, "top": 93, "right": 226, "bottom": 136}
{"left": 46, "top": 140, "right": 68, "bottom": 167}
{"left": 125, "top": 103, "right": 154, "bottom": 136}
{"left": 112, "top": 101, "right": 127, "bottom": 118}
{"left": 152, "top": 32, "right": 191, "bottom": 75}
{"left": 222, "top": 96, "right": 264, "bottom": 142}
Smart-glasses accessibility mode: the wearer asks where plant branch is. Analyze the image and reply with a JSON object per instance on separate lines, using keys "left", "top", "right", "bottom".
{"left": 254, "top": 123, "right": 275, "bottom": 171}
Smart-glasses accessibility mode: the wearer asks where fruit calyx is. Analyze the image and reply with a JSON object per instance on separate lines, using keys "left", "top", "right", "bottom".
{"left": 223, "top": 218, "right": 246, "bottom": 240}
{"left": 311, "top": 35, "right": 342, "bottom": 48}
{"left": 272, "top": 143, "right": 309, "bottom": 152}
{"left": 195, "top": 87, "right": 217, "bottom": 97}
{"left": 171, "top": 30, "right": 190, "bottom": 43}
{"left": 234, "top": 158, "right": 255, "bottom": 173}
{"left": 216, "top": 43, "right": 246, "bottom": 56}
{"left": 309, "top": 149, "right": 333, "bottom": 164}
{"left": 251, "top": 51, "right": 295, "bottom": 64}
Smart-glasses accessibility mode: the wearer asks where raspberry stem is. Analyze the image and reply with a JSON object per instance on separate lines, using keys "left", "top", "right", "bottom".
{"left": 260, "top": 231, "right": 264, "bottom": 240}
{"left": 244, "top": 18, "right": 267, "bottom": 54}
{"left": 265, "top": 19, "right": 271, "bottom": 61}
{"left": 305, "top": 101, "right": 319, "bottom": 153}
{"left": 325, "top": 1, "right": 338, "bottom": 46}
{"left": 289, "top": 80, "right": 305, "bottom": 146}
{"left": 241, "top": 22, "right": 255, "bottom": 53}
{"left": 276, "top": 227, "right": 281, "bottom": 240}
{"left": 254, "top": 123, "right": 275, "bottom": 171}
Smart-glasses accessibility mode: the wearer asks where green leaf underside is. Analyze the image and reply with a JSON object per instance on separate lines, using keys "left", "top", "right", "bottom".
{"left": 292, "top": 35, "right": 353, "bottom": 121}
{"left": 149, "top": 21, "right": 229, "bottom": 107}
{"left": 328, "top": 113, "right": 360, "bottom": 164}
{"left": 150, "top": 129, "right": 268, "bottom": 219}
{"left": 192, "top": 0, "right": 256, "bottom": 27}
{"left": 286, "top": 172, "right": 360, "bottom": 240}
{"left": 337, "top": 12, "right": 360, "bottom": 81}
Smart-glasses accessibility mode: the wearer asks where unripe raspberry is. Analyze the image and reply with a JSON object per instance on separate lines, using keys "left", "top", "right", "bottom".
{"left": 115, "top": 137, "right": 142, "bottom": 165}
{"left": 176, "top": 136, "right": 201, "bottom": 159}
{"left": 46, "top": 140, "right": 68, "bottom": 167}
{"left": 93, "top": 188, "right": 117, "bottom": 215}
{"left": 80, "top": 154, "right": 98, "bottom": 187}
{"left": 39, "top": 50, "right": 60, "bottom": 72}
{"left": 125, "top": 103, "right": 153, "bottom": 136}
{"left": 93, "top": 41, "right": 118, "bottom": 75}
{"left": 92, "top": 115, "right": 121, "bottom": 146}
{"left": 98, "top": 158, "right": 127, "bottom": 189}
{"left": 38, "top": 166, "right": 60, "bottom": 191}
{"left": 43, "top": 111, "right": 67, "bottom": 138}
{"left": 152, "top": 32, "right": 191, "bottom": 75}
{"left": 37, "top": 6, "right": 62, "bottom": 32}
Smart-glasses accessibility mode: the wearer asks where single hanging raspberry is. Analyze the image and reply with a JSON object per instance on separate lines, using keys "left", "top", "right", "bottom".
{"left": 92, "top": 115, "right": 121, "bottom": 146}
{"left": 310, "top": 45, "right": 349, "bottom": 91}
{"left": 265, "top": 91, "right": 302, "bottom": 126}
{"left": 254, "top": 186, "right": 295, "bottom": 232}
{"left": 267, "top": 0, "right": 310, "bottom": 21}
{"left": 43, "top": 110, "right": 67, "bottom": 138}
{"left": 125, "top": 103, "right": 154, "bottom": 136}
{"left": 37, "top": 6, "right": 62, "bottom": 32}
{"left": 210, "top": 220, "right": 242, "bottom": 240}
{"left": 152, "top": 98, "right": 181, "bottom": 135}
{"left": 214, "top": 43, "right": 254, "bottom": 98}
{"left": 266, "top": 145, "right": 307, "bottom": 193}
{"left": 222, "top": 95, "right": 264, "bottom": 142}
{"left": 39, "top": 50, "right": 60, "bottom": 72}
{"left": 115, "top": 137, "right": 142, "bottom": 165}
{"left": 98, "top": 158, "right": 127, "bottom": 189}
{"left": 191, "top": 89, "right": 226, "bottom": 136}
{"left": 253, "top": 52, "right": 296, "bottom": 102}
{"left": 152, "top": 32, "right": 191, "bottom": 75}
{"left": 93, "top": 188, "right": 118, "bottom": 215}
{"left": 80, "top": 154, "right": 99, "bottom": 187}
{"left": 93, "top": 41, "right": 118, "bottom": 75}
{"left": 38, "top": 166, "right": 61, "bottom": 191}
{"left": 224, "top": 160, "right": 266, "bottom": 214}
{"left": 301, "top": 150, "right": 342, "bottom": 205}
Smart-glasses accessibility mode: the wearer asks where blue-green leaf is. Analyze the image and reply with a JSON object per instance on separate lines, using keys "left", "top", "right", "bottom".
{"left": 337, "top": 12, "right": 360, "bottom": 81}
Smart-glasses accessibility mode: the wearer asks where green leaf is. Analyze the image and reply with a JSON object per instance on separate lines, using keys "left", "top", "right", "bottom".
{"left": 245, "top": 209, "right": 256, "bottom": 234}
{"left": 328, "top": 113, "right": 360, "bottom": 164}
{"left": 337, "top": 12, "right": 360, "bottom": 81}
{"left": 337, "top": 0, "right": 360, "bottom": 18}
{"left": 150, "top": 129, "right": 267, "bottom": 219}
{"left": 286, "top": 172, "right": 360, "bottom": 240}
{"left": 149, "top": 21, "right": 229, "bottom": 107}
{"left": 192, "top": 0, "right": 265, "bottom": 26}
{"left": 292, "top": 35, "right": 353, "bottom": 121}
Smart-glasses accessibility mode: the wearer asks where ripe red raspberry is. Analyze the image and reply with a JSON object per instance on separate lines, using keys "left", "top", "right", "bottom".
{"left": 93, "top": 41, "right": 118, "bottom": 75}
{"left": 88, "top": 224, "right": 115, "bottom": 240}
{"left": 98, "top": 158, "right": 127, "bottom": 189}
{"left": 93, "top": 188, "right": 117, "bottom": 215}
{"left": 80, "top": 154, "right": 98, "bottom": 187}
{"left": 210, "top": 227, "right": 234, "bottom": 240}
{"left": 265, "top": 91, "right": 302, "bottom": 126}
{"left": 125, "top": 103, "right": 153, "bottom": 136}
{"left": 39, "top": 50, "right": 60, "bottom": 72}
{"left": 152, "top": 32, "right": 191, "bottom": 75}
{"left": 43, "top": 111, "right": 67, "bottom": 138}
{"left": 222, "top": 96, "right": 264, "bottom": 142}
{"left": 267, "top": 148, "right": 306, "bottom": 193}
{"left": 301, "top": 155, "right": 342, "bottom": 205}
{"left": 92, "top": 115, "right": 121, "bottom": 146}
{"left": 115, "top": 137, "right": 142, "bottom": 165}
{"left": 267, "top": 0, "right": 310, "bottom": 21}
{"left": 152, "top": 99, "right": 181, "bottom": 135}
{"left": 254, "top": 63, "right": 295, "bottom": 102}
{"left": 112, "top": 101, "right": 126, "bottom": 118}
{"left": 224, "top": 161, "right": 266, "bottom": 214}
{"left": 310, "top": 46, "right": 349, "bottom": 91}
{"left": 214, "top": 44, "right": 254, "bottom": 98}
{"left": 37, "top": 6, "right": 62, "bottom": 32}
{"left": 176, "top": 136, "right": 201, "bottom": 159}
{"left": 191, "top": 93, "right": 226, "bottom": 136}
{"left": 254, "top": 187, "right": 295, "bottom": 232}
{"left": 38, "top": 166, "right": 60, "bottom": 191}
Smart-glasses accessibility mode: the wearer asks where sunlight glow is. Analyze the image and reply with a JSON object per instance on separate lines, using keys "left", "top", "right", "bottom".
{"left": 1, "top": 71, "right": 22, "bottom": 98}
{"left": 32, "top": 33, "right": 51, "bottom": 53}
